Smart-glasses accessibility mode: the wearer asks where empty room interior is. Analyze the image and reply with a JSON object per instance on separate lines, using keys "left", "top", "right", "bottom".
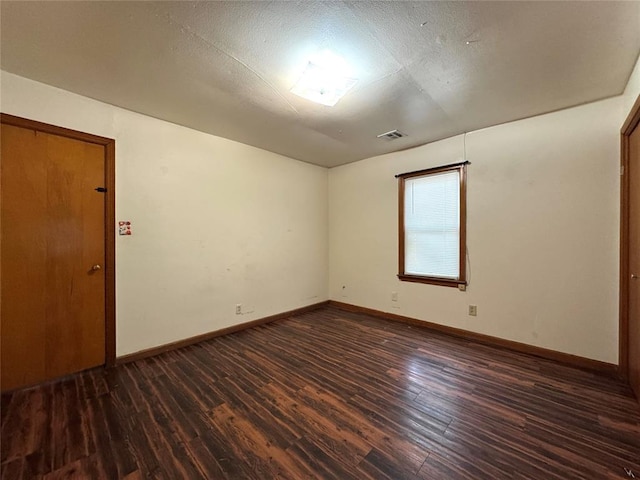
{"left": 1, "top": 1, "right": 640, "bottom": 479}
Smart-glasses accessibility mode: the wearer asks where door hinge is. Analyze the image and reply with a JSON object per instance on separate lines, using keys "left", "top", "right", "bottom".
{"left": 94, "top": 187, "right": 107, "bottom": 193}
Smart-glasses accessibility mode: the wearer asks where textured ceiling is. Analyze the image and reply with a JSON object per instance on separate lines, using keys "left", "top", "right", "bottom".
{"left": 1, "top": 1, "right": 639, "bottom": 167}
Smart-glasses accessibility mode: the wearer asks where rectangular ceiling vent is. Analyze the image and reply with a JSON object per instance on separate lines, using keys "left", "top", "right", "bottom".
{"left": 377, "top": 129, "right": 406, "bottom": 140}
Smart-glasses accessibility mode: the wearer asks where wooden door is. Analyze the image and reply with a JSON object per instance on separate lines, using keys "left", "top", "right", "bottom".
{"left": 627, "top": 114, "right": 640, "bottom": 398}
{"left": 1, "top": 121, "right": 108, "bottom": 391}
{"left": 622, "top": 96, "right": 640, "bottom": 401}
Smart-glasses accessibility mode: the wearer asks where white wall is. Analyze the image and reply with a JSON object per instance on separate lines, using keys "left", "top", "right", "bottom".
{"left": 2, "top": 66, "right": 633, "bottom": 364}
{"left": 622, "top": 53, "right": 640, "bottom": 119}
{"left": 1, "top": 71, "right": 329, "bottom": 357}
{"left": 329, "top": 97, "right": 622, "bottom": 363}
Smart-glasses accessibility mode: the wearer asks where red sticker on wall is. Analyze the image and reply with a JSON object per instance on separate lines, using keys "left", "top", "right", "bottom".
{"left": 119, "top": 221, "right": 132, "bottom": 236}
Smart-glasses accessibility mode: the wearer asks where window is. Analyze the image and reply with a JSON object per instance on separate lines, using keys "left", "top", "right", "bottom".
{"left": 397, "top": 162, "right": 467, "bottom": 287}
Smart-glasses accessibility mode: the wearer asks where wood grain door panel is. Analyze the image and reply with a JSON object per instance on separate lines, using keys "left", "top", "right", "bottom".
{"left": 1, "top": 124, "right": 106, "bottom": 391}
{"left": 628, "top": 122, "right": 640, "bottom": 397}
{"left": 1, "top": 125, "right": 48, "bottom": 389}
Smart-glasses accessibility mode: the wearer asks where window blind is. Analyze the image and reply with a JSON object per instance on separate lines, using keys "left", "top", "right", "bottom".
{"left": 404, "top": 170, "right": 460, "bottom": 279}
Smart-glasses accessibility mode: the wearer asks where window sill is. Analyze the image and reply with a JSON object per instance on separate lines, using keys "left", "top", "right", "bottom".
{"left": 397, "top": 274, "right": 467, "bottom": 288}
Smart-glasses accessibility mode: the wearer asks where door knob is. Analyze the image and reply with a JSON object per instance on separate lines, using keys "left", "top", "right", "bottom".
{"left": 91, "top": 264, "right": 102, "bottom": 271}
{"left": 632, "top": 274, "right": 638, "bottom": 279}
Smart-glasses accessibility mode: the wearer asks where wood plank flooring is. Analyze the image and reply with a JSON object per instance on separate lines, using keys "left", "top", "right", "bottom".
{"left": 2, "top": 306, "right": 639, "bottom": 479}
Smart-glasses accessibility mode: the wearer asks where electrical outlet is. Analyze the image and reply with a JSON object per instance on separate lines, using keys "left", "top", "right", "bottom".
{"left": 235, "top": 304, "right": 242, "bottom": 315}
{"left": 391, "top": 291, "right": 398, "bottom": 302}
{"left": 468, "top": 305, "right": 477, "bottom": 316}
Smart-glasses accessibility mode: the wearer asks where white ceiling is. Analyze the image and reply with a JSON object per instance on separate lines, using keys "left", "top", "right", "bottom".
{"left": 1, "top": 1, "right": 639, "bottom": 168}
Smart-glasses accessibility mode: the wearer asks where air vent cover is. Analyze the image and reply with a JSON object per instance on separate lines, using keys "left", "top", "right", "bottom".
{"left": 377, "top": 129, "right": 407, "bottom": 140}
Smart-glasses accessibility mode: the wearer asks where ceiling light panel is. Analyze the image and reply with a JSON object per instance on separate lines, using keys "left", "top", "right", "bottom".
{"left": 291, "top": 61, "right": 357, "bottom": 106}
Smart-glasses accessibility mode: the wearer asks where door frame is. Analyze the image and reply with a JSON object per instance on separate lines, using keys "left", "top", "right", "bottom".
{"left": 1, "top": 113, "right": 116, "bottom": 367}
{"left": 619, "top": 94, "right": 640, "bottom": 380}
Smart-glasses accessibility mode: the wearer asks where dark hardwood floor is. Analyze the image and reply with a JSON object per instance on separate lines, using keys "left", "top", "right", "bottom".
{"left": 2, "top": 306, "right": 639, "bottom": 479}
